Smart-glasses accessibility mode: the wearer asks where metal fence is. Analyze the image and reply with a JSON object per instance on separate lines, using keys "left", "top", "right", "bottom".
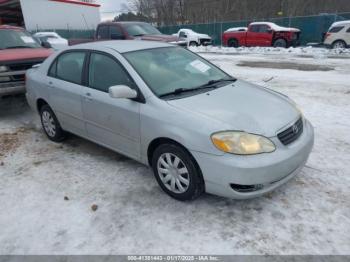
{"left": 158, "top": 12, "right": 350, "bottom": 46}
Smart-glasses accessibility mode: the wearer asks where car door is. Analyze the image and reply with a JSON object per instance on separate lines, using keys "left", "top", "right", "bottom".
{"left": 47, "top": 51, "right": 87, "bottom": 136}
{"left": 257, "top": 24, "right": 273, "bottom": 46}
{"left": 246, "top": 25, "right": 260, "bottom": 46}
{"left": 345, "top": 26, "right": 350, "bottom": 45}
{"left": 82, "top": 51, "right": 141, "bottom": 159}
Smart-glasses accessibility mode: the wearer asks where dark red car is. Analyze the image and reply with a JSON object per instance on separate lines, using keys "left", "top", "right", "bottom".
{"left": 69, "top": 21, "right": 187, "bottom": 46}
{"left": 222, "top": 22, "right": 301, "bottom": 48}
{"left": 0, "top": 25, "right": 52, "bottom": 96}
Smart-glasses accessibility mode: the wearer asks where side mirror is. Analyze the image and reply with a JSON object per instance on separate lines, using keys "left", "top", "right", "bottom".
{"left": 41, "top": 41, "right": 52, "bottom": 48}
{"left": 109, "top": 85, "right": 138, "bottom": 99}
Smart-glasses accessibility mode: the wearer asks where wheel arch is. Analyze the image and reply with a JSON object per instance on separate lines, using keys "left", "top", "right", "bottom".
{"left": 36, "top": 98, "right": 49, "bottom": 113}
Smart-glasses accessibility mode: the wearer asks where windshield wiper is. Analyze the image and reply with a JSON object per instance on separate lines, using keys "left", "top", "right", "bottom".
{"left": 159, "top": 78, "right": 237, "bottom": 98}
{"left": 5, "top": 46, "right": 33, "bottom": 49}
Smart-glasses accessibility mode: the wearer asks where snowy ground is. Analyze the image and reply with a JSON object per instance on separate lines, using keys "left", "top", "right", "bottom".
{"left": 0, "top": 48, "right": 350, "bottom": 255}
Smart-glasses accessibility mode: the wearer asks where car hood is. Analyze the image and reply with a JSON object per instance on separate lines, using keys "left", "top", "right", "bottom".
{"left": 0, "top": 48, "right": 53, "bottom": 63}
{"left": 167, "top": 80, "right": 300, "bottom": 137}
{"left": 140, "top": 34, "right": 181, "bottom": 42}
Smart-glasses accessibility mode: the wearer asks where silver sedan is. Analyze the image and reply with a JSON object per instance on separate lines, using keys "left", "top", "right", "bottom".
{"left": 26, "top": 41, "right": 314, "bottom": 201}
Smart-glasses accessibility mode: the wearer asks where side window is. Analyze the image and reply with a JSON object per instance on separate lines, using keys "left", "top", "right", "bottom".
{"left": 56, "top": 52, "right": 86, "bottom": 84}
{"left": 48, "top": 59, "right": 57, "bottom": 77}
{"left": 250, "top": 25, "right": 260, "bottom": 33}
{"left": 347, "top": 27, "right": 350, "bottom": 33}
{"left": 179, "top": 31, "right": 187, "bottom": 38}
{"left": 110, "top": 26, "right": 124, "bottom": 39}
{"left": 88, "top": 53, "right": 134, "bottom": 93}
{"left": 259, "top": 25, "right": 270, "bottom": 33}
{"left": 97, "top": 25, "right": 109, "bottom": 39}
{"left": 329, "top": 26, "right": 344, "bottom": 33}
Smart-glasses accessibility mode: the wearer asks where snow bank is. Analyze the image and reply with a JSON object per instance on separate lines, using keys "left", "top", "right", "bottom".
{"left": 189, "top": 45, "right": 350, "bottom": 58}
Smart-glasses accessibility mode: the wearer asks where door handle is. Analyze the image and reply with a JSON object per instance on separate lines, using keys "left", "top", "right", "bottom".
{"left": 84, "top": 92, "right": 93, "bottom": 101}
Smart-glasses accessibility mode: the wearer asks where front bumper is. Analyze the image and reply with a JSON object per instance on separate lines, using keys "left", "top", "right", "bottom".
{"left": 0, "top": 70, "right": 26, "bottom": 96}
{"left": 191, "top": 119, "right": 314, "bottom": 199}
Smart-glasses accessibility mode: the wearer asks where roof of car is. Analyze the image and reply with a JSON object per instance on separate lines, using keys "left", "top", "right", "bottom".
{"left": 74, "top": 40, "right": 173, "bottom": 53}
{"left": 331, "top": 20, "right": 350, "bottom": 27}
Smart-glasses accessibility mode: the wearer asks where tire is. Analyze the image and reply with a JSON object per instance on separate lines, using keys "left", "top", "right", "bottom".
{"left": 332, "top": 40, "right": 346, "bottom": 49}
{"left": 273, "top": 38, "right": 287, "bottom": 48}
{"left": 40, "top": 104, "right": 66, "bottom": 142}
{"left": 152, "top": 144, "right": 204, "bottom": 201}
{"left": 189, "top": 41, "right": 198, "bottom": 47}
{"left": 228, "top": 39, "right": 239, "bottom": 48}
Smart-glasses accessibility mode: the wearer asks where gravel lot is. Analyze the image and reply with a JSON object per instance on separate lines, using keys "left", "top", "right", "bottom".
{"left": 0, "top": 49, "right": 349, "bottom": 255}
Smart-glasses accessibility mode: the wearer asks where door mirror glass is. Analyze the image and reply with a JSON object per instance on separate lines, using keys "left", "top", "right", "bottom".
{"left": 109, "top": 85, "right": 137, "bottom": 99}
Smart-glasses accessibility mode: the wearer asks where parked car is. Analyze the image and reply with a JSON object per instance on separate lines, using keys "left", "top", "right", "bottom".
{"left": 323, "top": 20, "right": 350, "bottom": 49}
{"left": 33, "top": 32, "right": 68, "bottom": 50}
{"left": 222, "top": 22, "right": 301, "bottom": 48}
{"left": 0, "top": 25, "right": 52, "bottom": 97}
{"left": 69, "top": 21, "right": 187, "bottom": 47}
{"left": 26, "top": 41, "right": 314, "bottom": 201}
{"left": 172, "top": 29, "right": 212, "bottom": 46}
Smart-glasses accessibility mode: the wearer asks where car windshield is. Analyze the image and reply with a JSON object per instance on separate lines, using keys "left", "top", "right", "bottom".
{"left": 124, "top": 23, "right": 162, "bottom": 36}
{"left": 0, "top": 30, "right": 41, "bottom": 50}
{"left": 124, "top": 47, "right": 232, "bottom": 98}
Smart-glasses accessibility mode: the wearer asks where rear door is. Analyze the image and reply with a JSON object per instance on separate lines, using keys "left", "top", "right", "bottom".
{"left": 47, "top": 51, "right": 87, "bottom": 136}
{"left": 246, "top": 24, "right": 273, "bottom": 46}
{"left": 81, "top": 51, "right": 141, "bottom": 159}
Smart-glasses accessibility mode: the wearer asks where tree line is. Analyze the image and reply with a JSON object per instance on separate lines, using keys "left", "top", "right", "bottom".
{"left": 124, "top": 0, "right": 350, "bottom": 25}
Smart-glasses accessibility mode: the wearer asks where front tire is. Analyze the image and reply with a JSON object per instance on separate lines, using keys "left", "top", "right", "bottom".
{"left": 273, "top": 38, "right": 287, "bottom": 48}
{"left": 152, "top": 144, "right": 204, "bottom": 201}
{"left": 40, "top": 105, "right": 66, "bottom": 142}
{"left": 189, "top": 41, "right": 198, "bottom": 47}
{"left": 332, "top": 40, "right": 346, "bottom": 49}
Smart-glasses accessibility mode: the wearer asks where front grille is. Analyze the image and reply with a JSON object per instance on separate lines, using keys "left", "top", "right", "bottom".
{"left": 8, "top": 62, "right": 39, "bottom": 71}
{"left": 278, "top": 117, "right": 303, "bottom": 145}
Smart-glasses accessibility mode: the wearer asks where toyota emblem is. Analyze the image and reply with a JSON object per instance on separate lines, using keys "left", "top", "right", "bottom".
{"left": 292, "top": 124, "right": 299, "bottom": 134}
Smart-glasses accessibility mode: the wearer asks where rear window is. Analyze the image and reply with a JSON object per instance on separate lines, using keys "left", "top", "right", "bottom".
{"left": 329, "top": 26, "right": 344, "bottom": 33}
{"left": 55, "top": 52, "right": 86, "bottom": 85}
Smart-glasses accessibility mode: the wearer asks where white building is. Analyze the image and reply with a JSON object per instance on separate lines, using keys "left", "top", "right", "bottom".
{"left": 0, "top": 0, "right": 101, "bottom": 31}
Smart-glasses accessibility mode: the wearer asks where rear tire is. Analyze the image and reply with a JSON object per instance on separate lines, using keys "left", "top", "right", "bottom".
{"left": 152, "top": 144, "right": 204, "bottom": 201}
{"left": 332, "top": 40, "right": 346, "bottom": 49}
{"left": 40, "top": 105, "right": 66, "bottom": 142}
{"left": 273, "top": 39, "right": 287, "bottom": 48}
{"left": 228, "top": 39, "right": 239, "bottom": 48}
{"left": 189, "top": 41, "right": 198, "bottom": 47}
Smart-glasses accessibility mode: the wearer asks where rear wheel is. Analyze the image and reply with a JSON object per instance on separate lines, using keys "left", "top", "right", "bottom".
{"left": 228, "top": 39, "right": 239, "bottom": 48}
{"left": 40, "top": 105, "right": 66, "bottom": 142}
{"left": 189, "top": 41, "right": 198, "bottom": 47}
{"left": 152, "top": 144, "right": 204, "bottom": 201}
{"left": 273, "top": 39, "right": 287, "bottom": 48}
{"left": 332, "top": 40, "right": 346, "bottom": 49}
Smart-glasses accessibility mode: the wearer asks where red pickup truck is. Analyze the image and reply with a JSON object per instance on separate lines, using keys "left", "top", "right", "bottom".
{"left": 69, "top": 21, "right": 187, "bottom": 46}
{"left": 222, "top": 22, "right": 301, "bottom": 48}
{"left": 0, "top": 25, "right": 52, "bottom": 97}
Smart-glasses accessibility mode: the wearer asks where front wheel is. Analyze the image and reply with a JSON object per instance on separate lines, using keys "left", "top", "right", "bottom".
{"left": 152, "top": 144, "right": 204, "bottom": 201}
{"left": 189, "top": 41, "right": 198, "bottom": 47}
{"left": 273, "top": 39, "right": 287, "bottom": 48}
{"left": 40, "top": 105, "right": 66, "bottom": 142}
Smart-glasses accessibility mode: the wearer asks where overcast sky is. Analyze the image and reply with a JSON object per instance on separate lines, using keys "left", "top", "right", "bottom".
{"left": 99, "top": 0, "right": 130, "bottom": 21}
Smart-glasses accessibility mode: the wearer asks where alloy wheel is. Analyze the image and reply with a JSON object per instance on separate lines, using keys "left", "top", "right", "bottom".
{"left": 42, "top": 111, "right": 56, "bottom": 137}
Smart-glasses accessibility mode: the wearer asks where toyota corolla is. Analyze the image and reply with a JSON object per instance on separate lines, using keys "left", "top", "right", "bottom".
{"left": 26, "top": 41, "right": 314, "bottom": 201}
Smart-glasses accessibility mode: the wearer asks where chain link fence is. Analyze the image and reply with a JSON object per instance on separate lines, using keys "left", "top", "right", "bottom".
{"left": 158, "top": 12, "right": 350, "bottom": 46}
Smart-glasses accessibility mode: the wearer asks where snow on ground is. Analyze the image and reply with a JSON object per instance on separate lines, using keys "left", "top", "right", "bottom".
{"left": 0, "top": 48, "right": 350, "bottom": 255}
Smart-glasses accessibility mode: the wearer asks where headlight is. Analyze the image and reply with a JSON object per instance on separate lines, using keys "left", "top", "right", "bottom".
{"left": 211, "top": 131, "right": 276, "bottom": 155}
{"left": 0, "top": 66, "right": 9, "bottom": 73}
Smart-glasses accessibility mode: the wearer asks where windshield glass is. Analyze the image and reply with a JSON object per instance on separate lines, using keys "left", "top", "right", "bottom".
{"left": 0, "top": 30, "right": 41, "bottom": 50}
{"left": 124, "top": 47, "right": 231, "bottom": 97}
{"left": 124, "top": 23, "right": 162, "bottom": 36}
